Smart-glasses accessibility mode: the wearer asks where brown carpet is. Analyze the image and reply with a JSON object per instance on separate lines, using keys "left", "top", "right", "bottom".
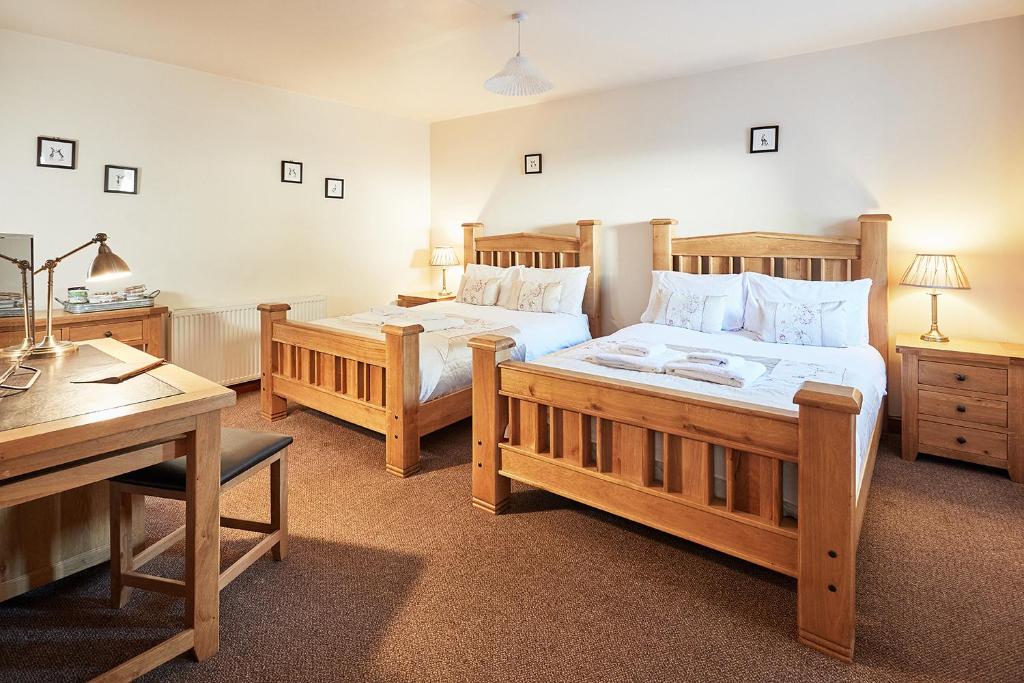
{"left": 2, "top": 392, "right": 1022, "bottom": 682}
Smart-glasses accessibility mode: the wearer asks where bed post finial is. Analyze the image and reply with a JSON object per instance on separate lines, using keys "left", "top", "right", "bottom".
{"left": 463, "top": 222, "right": 484, "bottom": 272}
{"left": 856, "top": 214, "right": 891, "bottom": 375}
{"left": 577, "top": 220, "right": 602, "bottom": 337}
{"left": 651, "top": 218, "right": 677, "bottom": 272}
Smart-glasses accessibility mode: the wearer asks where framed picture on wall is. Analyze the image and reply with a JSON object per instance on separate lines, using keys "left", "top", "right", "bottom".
{"left": 524, "top": 153, "right": 542, "bottom": 174}
{"left": 325, "top": 178, "right": 344, "bottom": 199}
{"left": 281, "top": 160, "right": 303, "bottom": 183}
{"left": 749, "top": 125, "right": 779, "bottom": 153}
{"left": 104, "top": 165, "right": 138, "bottom": 194}
{"left": 37, "top": 136, "right": 77, "bottom": 169}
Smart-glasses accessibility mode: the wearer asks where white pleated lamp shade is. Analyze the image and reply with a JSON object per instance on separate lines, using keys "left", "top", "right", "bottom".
{"left": 430, "top": 246, "right": 460, "bottom": 268}
{"left": 484, "top": 54, "right": 553, "bottom": 97}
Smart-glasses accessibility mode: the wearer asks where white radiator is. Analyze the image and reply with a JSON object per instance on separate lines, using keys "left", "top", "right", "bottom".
{"left": 170, "top": 296, "right": 326, "bottom": 385}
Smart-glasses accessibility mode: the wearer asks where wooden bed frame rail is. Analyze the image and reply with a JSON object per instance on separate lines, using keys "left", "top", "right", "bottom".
{"left": 470, "top": 213, "right": 890, "bottom": 661}
{"left": 259, "top": 219, "right": 601, "bottom": 477}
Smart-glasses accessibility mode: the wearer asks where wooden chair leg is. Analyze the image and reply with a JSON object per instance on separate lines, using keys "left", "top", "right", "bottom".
{"left": 109, "top": 486, "right": 136, "bottom": 608}
{"left": 270, "top": 452, "right": 288, "bottom": 561}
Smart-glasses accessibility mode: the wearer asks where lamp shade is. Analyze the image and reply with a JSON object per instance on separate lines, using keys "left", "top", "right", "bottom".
{"left": 430, "top": 246, "right": 460, "bottom": 268}
{"left": 484, "top": 54, "right": 553, "bottom": 97}
{"left": 87, "top": 242, "right": 131, "bottom": 282}
{"left": 899, "top": 254, "right": 970, "bottom": 290}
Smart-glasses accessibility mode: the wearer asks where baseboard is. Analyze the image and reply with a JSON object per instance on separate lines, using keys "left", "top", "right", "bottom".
{"left": 230, "top": 379, "right": 260, "bottom": 394}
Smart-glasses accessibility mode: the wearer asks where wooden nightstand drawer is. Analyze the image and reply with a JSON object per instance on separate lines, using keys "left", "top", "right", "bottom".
{"left": 918, "top": 419, "right": 1008, "bottom": 461}
{"left": 918, "top": 360, "right": 1007, "bottom": 395}
{"left": 918, "top": 390, "right": 1007, "bottom": 428}
{"left": 67, "top": 320, "right": 144, "bottom": 344}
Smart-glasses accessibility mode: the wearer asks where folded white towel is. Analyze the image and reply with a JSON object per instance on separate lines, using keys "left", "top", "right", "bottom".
{"left": 350, "top": 312, "right": 391, "bottom": 325}
{"left": 685, "top": 351, "right": 742, "bottom": 368}
{"left": 664, "top": 359, "right": 767, "bottom": 388}
{"left": 369, "top": 304, "right": 407, "bottom": 316}
{"left": 386, "top": 316, "right": 465, "bottom": 333}
{"left": 617, "top": 341, "right": 668, "bottom": 357}
{"left": 590, "top": 352, "right": 671, "bottom": 373}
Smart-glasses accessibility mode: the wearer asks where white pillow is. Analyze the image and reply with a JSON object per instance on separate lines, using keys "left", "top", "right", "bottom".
{"left": 744, "top": 273, "right": 871, "bottom": 346}
{"left": 508, "top": 280, "right": 563, "bottom": 313}
{"left": 640, "top": 272, "right": 745, "bottom": 331}
{"left": 504, "top": 266, "right": 590, "bottom": 315}
{"left": 456, "top": 275, "right": 501, "bottom": 306}
{"left": 759, "top": 301, "right": 849, "bottom": 347}
{"left": 655, "top": 293, "right": 727, "bottom": 333}
{"left": 462, "top": 264, "right": 524, "bottom": 308}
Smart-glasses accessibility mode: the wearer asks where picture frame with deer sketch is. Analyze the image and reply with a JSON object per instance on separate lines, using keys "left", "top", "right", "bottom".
{"left": 37, "top": 136, "right": 77, "bottom": 169}
{"left": 749, "top": 125, "right": 779, "bottom": 153}
{"left": 104, "top": 165, "right": 138, "bottom": 194}
{"left": 281, "top": 160, "right": 303, "bottom": 183}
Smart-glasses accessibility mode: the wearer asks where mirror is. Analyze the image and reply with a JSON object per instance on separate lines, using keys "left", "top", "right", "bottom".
{"left": 0, "top": 233, "right": 35, "bottom": 355}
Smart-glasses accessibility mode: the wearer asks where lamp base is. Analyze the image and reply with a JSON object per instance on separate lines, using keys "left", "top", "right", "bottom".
{"left": 0, "top": 338, "right": 35, "bottom": 361}
{"left": 438, "top": 289, "right": 453, "bottom": 297}
{"left": 920, "top": 329, "right": 949, "bottom": 343}
{"left": 29, "top": 336, "right": 79, "bottom": 358}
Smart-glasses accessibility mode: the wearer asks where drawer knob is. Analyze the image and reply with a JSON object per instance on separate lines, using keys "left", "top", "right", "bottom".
{"left": 104, "top": 331, "right": 113, "bottom": 338}
{"left": 956, "top": 436, "right": 967, "bottom": 445}
{"left": 955, "top": 404, "right": 967, "bottom": 413}
{"left": 955, "top": 373, "right": 967, "bottom": 382}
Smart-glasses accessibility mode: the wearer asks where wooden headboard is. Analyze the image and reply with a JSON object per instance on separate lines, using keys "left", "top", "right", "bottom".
{"left": 462, "top": 220, "right": 602, "bottom": 337}
{"left": 651, "top": 214, "right": 891, "bottom": 367}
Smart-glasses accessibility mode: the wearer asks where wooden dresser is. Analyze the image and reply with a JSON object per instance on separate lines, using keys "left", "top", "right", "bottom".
{"left": 897, "top": 333, "right": 1023, "bottom": 482}
{"left": 396, "top": 290, "right": 456, "bottom": 307}
{"left": 0, "top": 306, "right": 167, "bottom": 602}
{"left": 0, "top": 305, "right": 168, "bottom": 358}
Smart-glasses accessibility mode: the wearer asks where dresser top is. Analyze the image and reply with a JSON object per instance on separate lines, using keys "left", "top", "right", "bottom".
{"left": 0, "top": 305, "right": 168, "bottom": 331}
{"left": 896, "top": 333, "right": 1024, "bottom": 361}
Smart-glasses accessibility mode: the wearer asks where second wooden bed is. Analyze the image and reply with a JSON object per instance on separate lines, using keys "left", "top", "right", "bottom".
{"left": 470, "top": 214, "right": 890, "bottom": 661}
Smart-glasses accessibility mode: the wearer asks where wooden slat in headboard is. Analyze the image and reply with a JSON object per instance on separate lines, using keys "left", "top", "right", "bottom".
{"left": 651, "top": 214, "right": 891, "bottom": 369}
{"left": 463, "top": 220, "right": 602, "bottom": 337}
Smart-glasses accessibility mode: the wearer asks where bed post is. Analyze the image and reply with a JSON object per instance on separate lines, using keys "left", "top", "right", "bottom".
{"left": 257, "top": 303, "right": 290, "bottom": 421}
{"left": 855, "top": 214, "right": 890, "bottom": 370}
{"left": 651, "top": 218, "right": 677, "bottom": 271}
{"left": 383, "top": 322, "right": 424, "bottom": 478}
{"left": 793, "top": 381, "right": 863, "bottom": 662}
{"left": 469, "top": 334, "right": 516, "bottom": 513}
{"left": 577, "top": 219, "right": 602, "bottom": 337}
{"left": 463, "top": 222, "right": 484, "bottom": 270}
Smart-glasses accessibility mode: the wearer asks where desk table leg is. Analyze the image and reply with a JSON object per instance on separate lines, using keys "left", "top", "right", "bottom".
{"left": 186, "top": 411, "right": 221, "bottom": 661}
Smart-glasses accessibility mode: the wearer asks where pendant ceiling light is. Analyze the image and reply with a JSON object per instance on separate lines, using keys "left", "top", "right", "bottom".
{"left": 483, "top": 12, "right": 553, "bottom": 97}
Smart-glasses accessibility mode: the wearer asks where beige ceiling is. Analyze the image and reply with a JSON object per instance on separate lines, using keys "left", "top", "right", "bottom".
{"left": 1, "top": 0, "right": 1020, "bottom": 122}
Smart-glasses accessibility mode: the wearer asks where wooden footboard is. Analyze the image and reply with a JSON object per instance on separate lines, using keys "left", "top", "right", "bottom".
{"left": 258, "top": 303, "right": 431, "bottom": 477}
{"left": 470, "top": 335, "right": 873, "bottom": 662}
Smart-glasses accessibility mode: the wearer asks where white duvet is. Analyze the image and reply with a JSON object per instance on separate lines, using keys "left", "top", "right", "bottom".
{"left": 531, "top": 323, "right": 886, "bottom": 512}
{"left": 309, "top": 301, "right": 592, "bottom": 403}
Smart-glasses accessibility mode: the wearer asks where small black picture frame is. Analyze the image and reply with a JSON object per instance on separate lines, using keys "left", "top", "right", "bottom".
{"left": 524, "top": 153, "right": 542, "bottom": 174}
{"left": 281, "top": 160, "right": 303, "bottom": 183}
{"left": 37, "top": 136, "right": 77, "bottom": 169}
{"left": 749, "top": 125, "right": 779, "bottom": 154}
{"left": 325, "top": 177, "right": 344, "bottom": 199}
{"left": 104, "top": 165, "right": 138, "bottom": 194}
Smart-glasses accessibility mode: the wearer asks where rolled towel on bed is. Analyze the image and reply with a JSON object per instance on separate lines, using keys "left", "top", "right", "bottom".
{"left": 616, "top": 341, "right": 669, "bottom": 357}
{"left": 685, "top": 351, "right": 742, "bottom": 368}
{"left": 664, "top": 359, "right": 767, "bottom": 388}
{"left": 589, "top": 352, "right": 672, "bottom": 373}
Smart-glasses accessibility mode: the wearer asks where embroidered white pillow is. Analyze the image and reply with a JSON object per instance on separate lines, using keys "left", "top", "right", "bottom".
{"left": 759, "top": 301, "right": 849, "bottom": 348}
{"left": 460, "top": 264, "right": 524, "bottom": 308}
{"left": 504, "top": 266, "right": 590, "bottom": 315}
{"left": 455, "top": 276, "right": 500, "bottom": 306}
{"left": 744, "top": 272, "right": 871, "bottom": 346}
{"left": 640, "top": 272, "right": 746, "bottom": 331}
{"left": 509, "top": 280, "right": 563, "bottom": 313}
{"left": 656, "top": 293, "right": 727, "bottom": 332}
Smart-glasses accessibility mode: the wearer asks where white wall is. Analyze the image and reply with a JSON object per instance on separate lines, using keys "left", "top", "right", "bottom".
{"left": 431, "top": 17, "right": 1024, "bottom": 413}
{"left": 0, "top": 30, "right": 432, "bottom": 316}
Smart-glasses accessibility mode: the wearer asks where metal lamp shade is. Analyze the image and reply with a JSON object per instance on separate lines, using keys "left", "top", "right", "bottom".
{"left": 899, "top": 254, "right": 970, "bottom": 290}
{"left": 88, "top": 242, "right": 131, "bottom": 282}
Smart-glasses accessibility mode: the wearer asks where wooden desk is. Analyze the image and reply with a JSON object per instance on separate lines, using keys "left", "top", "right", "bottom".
{"left": 0, "top": 338, "right": 235, "bottom": 680}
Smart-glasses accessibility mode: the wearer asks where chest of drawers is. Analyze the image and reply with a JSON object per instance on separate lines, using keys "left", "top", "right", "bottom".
{"left": 897, "top": 334, "right": 1023, "bottom": 482}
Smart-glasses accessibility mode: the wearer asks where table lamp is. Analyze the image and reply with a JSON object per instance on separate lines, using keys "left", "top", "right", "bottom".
{"left": 899, "top": 253, "right": 969, "bottom": 343}
{"left": 430, "top": 246, "right": 460, "bottom": 297}
{"left": 33, "top": 233, "right": 132, "bottom": 357}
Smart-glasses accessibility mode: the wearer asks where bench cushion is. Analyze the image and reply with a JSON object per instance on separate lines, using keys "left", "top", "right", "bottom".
{"left": 112, "top": 428, "right": 292, "bottom": 492}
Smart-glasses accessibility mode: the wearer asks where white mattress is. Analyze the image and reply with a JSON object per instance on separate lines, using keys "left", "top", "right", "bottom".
{"left": 310, "top": 301, "right": 592, "bottom": 403}
{"left": 531, "top": 323, "right": 887, "bottom": 513}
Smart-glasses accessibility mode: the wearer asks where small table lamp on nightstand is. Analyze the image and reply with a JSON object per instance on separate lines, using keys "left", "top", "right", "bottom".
{"left": 430, "top": 246, "right": 460, "bottom": 297}
{"left": 899, "top": 253, "right": 970, "bottom": 343}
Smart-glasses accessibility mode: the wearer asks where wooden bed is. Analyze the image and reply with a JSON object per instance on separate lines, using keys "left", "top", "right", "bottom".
{"left": 258, "top": 219, "right": 601, "bottom": 477}
{"left": 469, "top": 214, "right": 890, "bottom": 661}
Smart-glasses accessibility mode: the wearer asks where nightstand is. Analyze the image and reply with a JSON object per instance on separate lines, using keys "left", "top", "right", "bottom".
{"left": 896, "top": 333, "right": 1023, "bottom": 482}
{"left": 396, "top": 290, "right": 456, "bottom": 308}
